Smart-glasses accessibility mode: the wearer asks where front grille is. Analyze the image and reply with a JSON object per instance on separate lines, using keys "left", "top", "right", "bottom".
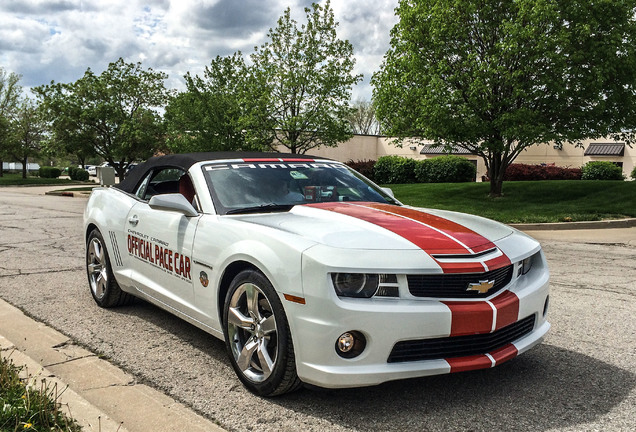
{"left": 387, "top": 314, "right": 535, "bottom": 363}
{"left": 407, "top": 265, "right": 513, "bottom": 299}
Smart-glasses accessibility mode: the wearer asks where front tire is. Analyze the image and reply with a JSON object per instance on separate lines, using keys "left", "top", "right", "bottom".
{"left": 223, "top": 269, "right": 301, "bottom": 396}
{"left": 86, "top": 229, "right": 133, "bottom": 308}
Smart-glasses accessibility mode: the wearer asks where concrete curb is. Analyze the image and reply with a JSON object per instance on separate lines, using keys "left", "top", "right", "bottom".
{"left": 0, "top": 299, "right": 225, "bottom": 432}
{"left": 0, "top": 336, "right": 129, "bottom": 432}
{"left": 45, "top": 190, "right": 92, "bottom": 198}
{"left": 510, "top": 218, "right": 636, "bottom": 231}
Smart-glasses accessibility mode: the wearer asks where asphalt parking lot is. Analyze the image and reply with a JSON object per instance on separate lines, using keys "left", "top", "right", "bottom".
{"left": 0, "top": 186, "right": 634, "bottom": 432}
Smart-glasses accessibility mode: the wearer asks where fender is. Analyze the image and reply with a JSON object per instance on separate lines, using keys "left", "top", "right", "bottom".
{"left": 84, "top": 188, "right": 139, "bottom": 288}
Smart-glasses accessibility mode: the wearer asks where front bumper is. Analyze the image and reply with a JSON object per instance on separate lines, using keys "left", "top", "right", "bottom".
{"left": 286, "top": 247, "right": 550, "bottom": 389}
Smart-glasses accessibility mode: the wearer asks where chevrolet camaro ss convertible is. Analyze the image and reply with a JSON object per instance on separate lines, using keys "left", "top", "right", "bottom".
{"left": 83, "top": 152, "right": 550, "bottom": 396}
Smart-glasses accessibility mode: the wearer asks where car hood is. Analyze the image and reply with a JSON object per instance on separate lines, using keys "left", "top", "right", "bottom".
{"left": 232, "top": 202, "right": 513, "bottom": 254}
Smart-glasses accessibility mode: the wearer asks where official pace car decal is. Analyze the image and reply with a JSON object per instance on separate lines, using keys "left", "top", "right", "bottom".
{"left": 127, "top": 232, "right": 191, "bottom": 281}
{"left": 308, "top": 202, "right": 511, "bottom": 273}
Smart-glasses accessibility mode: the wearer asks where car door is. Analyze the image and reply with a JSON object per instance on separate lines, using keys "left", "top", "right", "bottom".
{"left": 125, "top": 168, "right": 200, "bottom": 315}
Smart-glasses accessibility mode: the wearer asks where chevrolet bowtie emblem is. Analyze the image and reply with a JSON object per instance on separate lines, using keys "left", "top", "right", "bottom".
{"left": 467, "top": 280, "right": 495, "bottom": 294}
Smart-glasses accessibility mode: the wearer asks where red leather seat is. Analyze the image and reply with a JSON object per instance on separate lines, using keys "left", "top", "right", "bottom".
{"left": 179, "top": 175, "right": 196, "bottom": 204}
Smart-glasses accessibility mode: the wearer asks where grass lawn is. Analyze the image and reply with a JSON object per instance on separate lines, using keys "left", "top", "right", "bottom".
{"left": 2, "top": 173, "right": 634, "bottom": 224}
{"left": 0, "top": 173, "right": 84, "bottom": 186}
{"left": 389, "top": 180, "right": 636, "bottom": 224}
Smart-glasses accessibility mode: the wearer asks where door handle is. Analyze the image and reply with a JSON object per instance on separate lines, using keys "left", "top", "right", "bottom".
{"left": 128, "top": 215, "right": 139, "bottom": 226}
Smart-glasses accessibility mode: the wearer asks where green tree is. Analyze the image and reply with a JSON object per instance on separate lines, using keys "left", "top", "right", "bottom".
{"left": 38, "top": 85, "right": 96, "bottom": 168}
{"left": 7, "top": 99, "right": 46, "bottom": 178}
{"left": 36, "top": 58, "right": 171, "bottom": 178}
{"left": 373, "top": 0, "right": 636, "bottom": 197}
{"left": 243, "top": 1, "right": 362, "bottom": 154}
{"left": 165, "top": 54, "right": 251, "bottom": 152}
{"left": 0, "top": 68, "right": 22, "bottom": 177}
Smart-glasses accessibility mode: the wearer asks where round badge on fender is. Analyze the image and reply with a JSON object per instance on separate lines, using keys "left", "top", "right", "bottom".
{"left": 199, "top": 271, "right": 209, "bottom": 287}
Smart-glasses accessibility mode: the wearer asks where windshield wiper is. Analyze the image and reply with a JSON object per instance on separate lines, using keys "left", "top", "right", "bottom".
{"left": 225, "top": 203, "right": 295, "bottom": 215}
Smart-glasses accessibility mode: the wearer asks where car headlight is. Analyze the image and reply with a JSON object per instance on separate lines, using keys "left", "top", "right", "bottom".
{"left": 332, "top": 273, "right": 379, "bottom": 298}
{"left": 520, "top": 254, "right": 534, "bottom": 276}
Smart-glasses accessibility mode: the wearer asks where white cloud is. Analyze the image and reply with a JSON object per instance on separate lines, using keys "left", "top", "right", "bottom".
{"left": 0, "top": 0, "right": 399, "bottom": 100}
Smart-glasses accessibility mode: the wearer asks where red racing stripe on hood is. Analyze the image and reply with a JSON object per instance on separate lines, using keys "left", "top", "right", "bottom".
{"left": 362, "top": 203, "right": 497, "bottom": 252}
{"left": 308, "top": 202, "right": 493, "bottom": 255}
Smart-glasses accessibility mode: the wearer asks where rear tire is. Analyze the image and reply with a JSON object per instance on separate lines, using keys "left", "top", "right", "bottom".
{"left": 223, "top": 269, "right": 302, "bottom": 396}
{"left": 86, "top": 229, "right": 134, "bottom": 307}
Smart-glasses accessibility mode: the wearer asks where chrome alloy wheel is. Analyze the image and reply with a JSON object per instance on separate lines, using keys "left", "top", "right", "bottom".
{"left": 226, "top": 282, "right": 278, "bottom": 383}
{"left": 87, "top": 237, "right": 108, "bottom": 300}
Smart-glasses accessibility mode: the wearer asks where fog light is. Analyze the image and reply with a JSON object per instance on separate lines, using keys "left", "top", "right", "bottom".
{"left": 337, "top": 333, "right": 355, "bottom": 352}
{"left": 335, "top": 331, "right": 366, "bottom": 359}
{"left": 543, "top": 295, "right": 550, "bottom": 317}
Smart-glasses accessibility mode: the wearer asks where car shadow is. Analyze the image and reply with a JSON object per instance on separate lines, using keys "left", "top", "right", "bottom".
{"left": 110, "top": 300, "right": 634, "bottom": 431}
{"left": 273, "top": 343, "right": 635, "bottom": 431}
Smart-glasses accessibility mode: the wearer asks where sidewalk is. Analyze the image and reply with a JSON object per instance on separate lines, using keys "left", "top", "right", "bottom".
{"left": 0, "top": 299, "right": 225, "bottom": 432}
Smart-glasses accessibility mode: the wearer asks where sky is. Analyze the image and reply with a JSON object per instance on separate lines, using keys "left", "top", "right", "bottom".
{"left": 0, "top": 0, "right": 399, "bottom": 101}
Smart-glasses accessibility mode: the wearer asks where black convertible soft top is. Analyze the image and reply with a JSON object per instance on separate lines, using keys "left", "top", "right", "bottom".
{"left": 115, "top": 152, "right": 326, "bottom": 194}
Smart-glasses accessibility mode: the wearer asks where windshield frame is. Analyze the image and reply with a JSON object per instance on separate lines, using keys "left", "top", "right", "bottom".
{"left": 200, "top": 159, "right": 400, "bottom": 215}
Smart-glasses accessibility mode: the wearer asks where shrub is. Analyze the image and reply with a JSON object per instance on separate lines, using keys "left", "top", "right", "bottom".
{"left": 68, "top": 166, "right": 89, "bottom": 181}
{"left": 631, "top": 166, "right": 636, "bottom": 180}
{"left": 346, "top": 160, "right": 376, "bottom": 181}
{"left": 72, "top": 168, "right": 89, "bottom": 181}
{"left": 373, "top": 156, "right": 418, "bottom": 184}
{"left": 503, "top": 164, "right": 582, "bottom": 181}
{"left": 581, "top": 161, "right": 624, "bottom": 180}
{"left": 415, "top": 155, "right": 476, "bottom": 183}
{"left": 38, "top": 167, "right": 61, "bottom": 178}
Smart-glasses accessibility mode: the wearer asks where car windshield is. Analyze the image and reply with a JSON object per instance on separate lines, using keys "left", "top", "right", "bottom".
{"left": 202, "top": 160, "right": 398, "bottom": 214}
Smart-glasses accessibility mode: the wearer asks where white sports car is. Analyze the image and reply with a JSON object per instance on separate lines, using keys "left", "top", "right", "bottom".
{"left": 84, "top": 152, "right": 550, "bottom": 396}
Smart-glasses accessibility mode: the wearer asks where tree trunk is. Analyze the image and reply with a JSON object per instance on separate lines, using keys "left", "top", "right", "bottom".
{"left": 0, "top": 159, "right": 3, "bottom": 177}
{"left": 489, "top": 176, "right": 504, "bottom": 197}
{"left": 487, "top": 151, "right": 505, "bottom": 197}
{"left": 116, "top": 166, "right": 126, "bottom": 180}
{"left": 21, "top": 157, "right": 28, "bottom": 179}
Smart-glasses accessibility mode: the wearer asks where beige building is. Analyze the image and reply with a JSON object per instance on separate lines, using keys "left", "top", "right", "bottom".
{"left": 303, "top": 135, "right": 635, "bottom": 181}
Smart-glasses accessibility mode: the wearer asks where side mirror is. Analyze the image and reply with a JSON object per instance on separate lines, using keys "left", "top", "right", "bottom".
{"left": 149, "top": 193, "right": 198, "bottom": 217}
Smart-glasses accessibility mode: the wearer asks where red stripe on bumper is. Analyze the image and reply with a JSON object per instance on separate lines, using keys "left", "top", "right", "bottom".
{"left": 491, "top": 291, "right": 520, "bottom": 330}
{"left": 490, "top": 344, "right": 518, "bottom": 365}
{"left": 447, "top": 355, "right": 492, "bottom": 373}
{"left": 444, "top": 291, "right": 519, "bottom": 336}
{"left": 447, "top": 344, "right": 518, "bottom": 373}
{"left": 442, "top": 301, "right": 493, "bottom": 336}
